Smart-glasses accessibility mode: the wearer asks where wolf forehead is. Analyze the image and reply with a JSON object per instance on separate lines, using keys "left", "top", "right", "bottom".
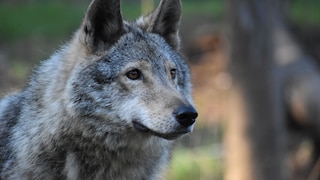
{"left": 86, "top": 26, "right": 187, "bottom": 75}
{"left": 105, "top": 26, "right": 183, "bottom": 63}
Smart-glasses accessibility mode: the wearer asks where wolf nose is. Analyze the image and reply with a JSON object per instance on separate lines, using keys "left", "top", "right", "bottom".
{"left": 175, "top": 105, "right": 198, "bottom": 127}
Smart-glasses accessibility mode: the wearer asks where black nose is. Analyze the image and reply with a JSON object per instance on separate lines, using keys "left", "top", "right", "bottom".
{"left": 175, "top": 105, "right": 198, "bottom": 127}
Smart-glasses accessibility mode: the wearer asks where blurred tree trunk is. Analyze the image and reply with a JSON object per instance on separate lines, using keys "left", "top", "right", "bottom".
{"left": 274, "top": 23, "right": 320, "bottom": 180}
{"left": 224, "top": 1, "right": 286, "bottom": 180}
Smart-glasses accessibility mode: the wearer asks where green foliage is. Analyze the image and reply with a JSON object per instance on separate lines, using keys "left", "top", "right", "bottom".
{"left": 10, "top": 61, "right": 30, "bottom": 79}
{"left": 182, "top": 0, "right": 222, "bottom": 18}
{"left": 167, "top": 145, "right": 223, "bottom": 180}
{"left": 0, "top": 1, "right": 217, "bottom": 42}
{"left": 121, "top": 2, "right": 142, "bottom": 20}
{"left": 289, "top": 0, "right": 320, "bottom": 25}
{"left": 0, "top": 2, "right": 85, "bottom": 40}
{"left": 1, "top": 0, "right": 320, "bottom": 42}
{"left": 0, "top": 2, "right": 141, "bottom": 41}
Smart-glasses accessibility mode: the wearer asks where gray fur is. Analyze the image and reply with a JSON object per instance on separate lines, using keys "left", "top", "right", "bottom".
{"left": 0, "top": 0, "right": 197, "bottom": 179}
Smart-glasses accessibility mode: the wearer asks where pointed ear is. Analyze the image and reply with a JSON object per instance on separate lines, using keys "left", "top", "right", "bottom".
{"left": 80, "top": 0, "right": 125, "bottom": 53}
{"left": 139, "top": 0, "right": 182, "bottom": 50}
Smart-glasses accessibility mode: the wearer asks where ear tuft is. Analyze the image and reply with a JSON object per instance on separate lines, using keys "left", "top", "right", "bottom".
{"left": 80, "top": 0, "right": 125, "bottom": 53}
{"left": 138, "top": 0, "right": 182, "bottom": 50}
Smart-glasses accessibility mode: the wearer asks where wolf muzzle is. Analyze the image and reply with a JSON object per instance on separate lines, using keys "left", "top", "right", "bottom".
{"left": 132, "top": 104, "right": 197, "bottom": 140}
{"left": 174, "top": 104, "right": 198, "bottom": 127}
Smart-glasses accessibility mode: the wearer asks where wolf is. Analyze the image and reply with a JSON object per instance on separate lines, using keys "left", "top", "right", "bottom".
{"left": 0, "top": 0, "right": 197, "bottom": 179}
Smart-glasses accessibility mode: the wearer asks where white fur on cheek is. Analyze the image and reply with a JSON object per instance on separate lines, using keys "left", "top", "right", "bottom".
{"left": 117, "top": 97, "right": 149, "bottom": 124}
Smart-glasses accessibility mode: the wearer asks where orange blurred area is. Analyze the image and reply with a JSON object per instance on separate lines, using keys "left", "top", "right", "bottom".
{"left": 189, "top": 33, "right": 231, "bottom": 126}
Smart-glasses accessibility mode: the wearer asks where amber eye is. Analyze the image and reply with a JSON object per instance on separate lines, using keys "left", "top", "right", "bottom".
{"left": 170, "top": 69, "right": 177, "bottom": 80}
{"left": 126, "top": 69, "right": 142, "bottom": 80}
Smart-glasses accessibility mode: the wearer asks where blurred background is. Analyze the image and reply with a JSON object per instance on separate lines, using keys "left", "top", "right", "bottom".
{"left": 1, "top": 0, "right": 320, "bottom": 179}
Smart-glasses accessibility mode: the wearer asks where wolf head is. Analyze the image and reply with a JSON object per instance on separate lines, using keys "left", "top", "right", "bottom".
{"left": 64, "top": 0, "right": 197, "bottom": 140}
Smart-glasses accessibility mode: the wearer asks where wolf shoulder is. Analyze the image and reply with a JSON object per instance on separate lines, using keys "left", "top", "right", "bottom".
{"left": 0, "top": 93, "right": 25, "bottom": 127}
{"left": 0, "top": 93, "right": 23, "bottom": 166}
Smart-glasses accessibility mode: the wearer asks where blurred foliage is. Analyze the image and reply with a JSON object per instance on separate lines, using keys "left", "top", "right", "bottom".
{"left": 182, "top": 0, "right": 222, "bottom": 18}
{"left": 0, "top": 2, "right": 86, "bottom": 41}
{"left": 0, "top": 0, "right": 217, "bottom": 42}
{"left": 1, "top": 0, "right": 320, "bottom": 42}
{"left": 289, "top": 0, "right": 320, "bottom": 25}
{"left": 167, "top": 144, "right": 223, "bottom": 180}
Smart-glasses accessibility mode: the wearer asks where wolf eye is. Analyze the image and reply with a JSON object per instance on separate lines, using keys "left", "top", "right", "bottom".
{"left": 126, "top": 69, "right": 142, "bottom": 80}
{"left": 170, "top": 69, "right": 177, "bottom": 80}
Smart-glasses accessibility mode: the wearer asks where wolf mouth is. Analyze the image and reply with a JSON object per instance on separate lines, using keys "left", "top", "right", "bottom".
{"left": 132, "top": 121, "right": 190, "bottom": 140}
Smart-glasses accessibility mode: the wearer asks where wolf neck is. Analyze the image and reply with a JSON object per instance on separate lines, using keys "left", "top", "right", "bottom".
{"left": 25, "top": 112, "right": 173, "bottom": 178}
{"left": 58, "top": 128, "right": 173, "bottom": 179}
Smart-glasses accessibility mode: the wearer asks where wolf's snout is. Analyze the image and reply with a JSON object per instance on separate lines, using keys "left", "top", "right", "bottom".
{"left": 174, "top": 105, "right": 198, "bottom": 127}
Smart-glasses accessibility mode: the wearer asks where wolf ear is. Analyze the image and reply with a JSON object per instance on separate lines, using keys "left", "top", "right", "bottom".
{"left": 140, "top": 0, "right": 182, "bottom": 50}
{"left": 80, "top": 0, "right": 125, "bottom": 53}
